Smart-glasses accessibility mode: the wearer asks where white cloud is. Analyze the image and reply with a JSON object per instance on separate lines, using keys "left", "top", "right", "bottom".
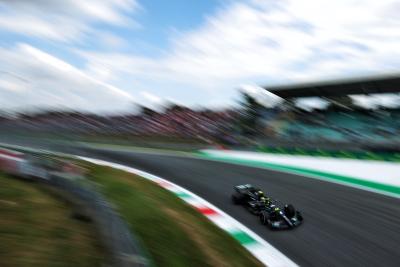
{"left": 140, "top": 91, "right": 162, "bottom": 104}
{"left": 0, "top": 0, "right": 139, "bottom": 42}
{"left": 96, "top": 31, "right": 127, "bottom": 48}
{"left": 0, "top": 43, "right": 134, "bottom": 113}
{"left": 2, "top": 0, "right": 400, "bottom": 112}
{"left": 79, "top": 0, "right": 400, "bottom": 96}
{"left": 168, "top": 0, "right": 400, "bottom": 82}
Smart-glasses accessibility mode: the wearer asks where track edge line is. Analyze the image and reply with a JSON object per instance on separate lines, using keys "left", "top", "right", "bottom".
{"left": 78, "top": 156, "right": 299, "bottom": 267}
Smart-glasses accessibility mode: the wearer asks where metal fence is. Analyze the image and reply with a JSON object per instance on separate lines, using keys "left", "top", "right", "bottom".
{"left": 0, "top": 149, "right": 151, "bottom": 267}
{"left": 47, "top": 174, "right": 151, "bottom": 267}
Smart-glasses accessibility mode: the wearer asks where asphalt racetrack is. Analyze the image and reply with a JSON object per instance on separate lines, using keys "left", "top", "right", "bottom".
{"left": 74, "top": 147, "right": 400, "bottom": 267}
{"left": 2, "top": 140, "right": 400, "bottom": 267}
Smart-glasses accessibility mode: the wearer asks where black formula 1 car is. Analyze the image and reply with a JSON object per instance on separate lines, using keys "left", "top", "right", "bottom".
{"left": 232, "top": 184, "right": 303, "bottom": 229}
{"left": 231, "top": 184, "right": 268, "bottom": 214}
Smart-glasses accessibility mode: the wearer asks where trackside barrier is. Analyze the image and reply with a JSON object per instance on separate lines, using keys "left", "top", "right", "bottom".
{"left": 0, "top": 149, "right": 151, "bottom": 267}
{"left": 0, "top": 148, "right": 25, "bottom": 175}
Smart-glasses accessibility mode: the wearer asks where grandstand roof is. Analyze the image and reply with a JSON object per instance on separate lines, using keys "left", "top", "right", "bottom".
{"left": 264, "top": 73, "right": 400, "bottom": 98}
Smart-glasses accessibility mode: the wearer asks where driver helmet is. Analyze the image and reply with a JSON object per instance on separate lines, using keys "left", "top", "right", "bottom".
{"left": 257, "top": 190, "right": 264, "bottom": 197}
{"left": 270, "top": 204, "right": 279, "bottom": 211}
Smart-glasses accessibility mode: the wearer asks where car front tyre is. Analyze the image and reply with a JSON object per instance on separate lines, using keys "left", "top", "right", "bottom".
{"left": 284, "top": 204, "right": 296, "bottom": 218}
{"left": 260, "top": 211, "right": 269, "bottom": 225}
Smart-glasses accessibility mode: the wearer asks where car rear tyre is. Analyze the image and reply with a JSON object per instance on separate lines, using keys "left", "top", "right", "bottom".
{"left": 232, "top": 193, "right": 243, "bottom": 205}
{"left": 284, "top": 204, "right": 296, "bottom": 218}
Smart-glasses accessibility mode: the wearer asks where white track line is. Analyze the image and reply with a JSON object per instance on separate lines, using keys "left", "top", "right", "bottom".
{"left": 79, "top": 156, "right": 298, "bottom": 267}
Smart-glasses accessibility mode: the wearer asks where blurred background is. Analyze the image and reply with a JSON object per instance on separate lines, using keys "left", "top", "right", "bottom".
{"left": 1, "top": 1, "right": 400, "bottom": 267}
{"left": 1, "top": 79, "right": 400, "bottom": 155}
{"left": 0, "top": 0, "right": 398, "bottom": 154}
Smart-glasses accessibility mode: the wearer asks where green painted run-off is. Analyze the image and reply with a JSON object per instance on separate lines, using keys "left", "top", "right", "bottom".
{"left": 197, "top": 152, "right": 400, "bottom": 197}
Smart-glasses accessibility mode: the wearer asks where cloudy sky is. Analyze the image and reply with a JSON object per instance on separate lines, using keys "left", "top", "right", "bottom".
{"left": 0, "top": 0, "right": 399, "bottom": 113}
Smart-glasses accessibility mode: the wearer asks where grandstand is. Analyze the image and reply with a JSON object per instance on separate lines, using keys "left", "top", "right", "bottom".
{"left": 0, "top": 74, "right": 399, "bottom": 153}
{"left": 264, "top": 73, "right": 400, "bottom": 98}
{"left": 259, "top": 74, "right": 400, "bottom": 151}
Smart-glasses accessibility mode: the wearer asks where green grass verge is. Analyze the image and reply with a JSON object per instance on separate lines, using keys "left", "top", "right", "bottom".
{"left": 0, "top": 174, "right": 104, "bottom": 267}
{"left": 85, "top": 164, "right": 262, "bottom": 267}
{"left": 1, "top": 133, "right": 206, "bottom": 152}
{"left": 81, "top": 142, "right": 192, "bottom": 155}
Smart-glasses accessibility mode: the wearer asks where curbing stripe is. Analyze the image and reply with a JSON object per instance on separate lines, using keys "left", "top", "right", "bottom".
{"left": 206, "top": 215, "right": 239, "bottom": 233}
{"left": 0, "top": 153, "right": 25, "bottom": 162}
{"left": 175, "top": 192, "right": 192, "bottom": 199}
{"left": 196, "top": 206, "right": 218, "bottom": 216}
{"left": 0, "top": 149, "right": 24, "bottom": 158}
{"left": 231, "top": 231, "right": 257, "bottom": 245}
{"left": 79, "top": 156, "right": 298, "bottom": 267}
